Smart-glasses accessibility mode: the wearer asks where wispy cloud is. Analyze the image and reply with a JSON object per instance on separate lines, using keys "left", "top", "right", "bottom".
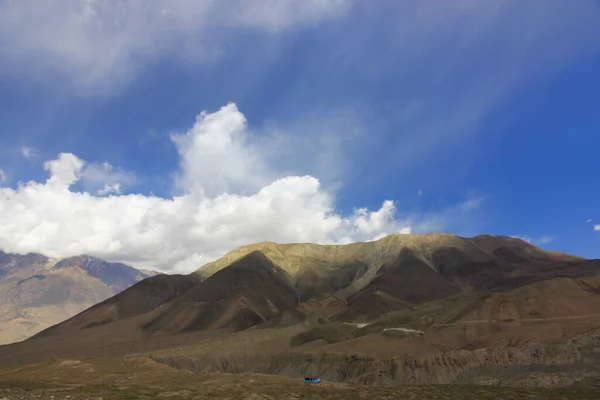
{"left": 460, "top": 198, "right": 483, "bottom": 211}
{"left": 2, "top": 1, "right": 598, "bottom": 191}
{"left": 594, "top": 225, "right": 600, "bottom": 232}
{"left": 407, "top": 195, "right": 485, "bottom": 236}
{"left": 20, "top": 146, "right": 36, "bottom": 158}
{"left": 343, "top": 1, "right": 600, "bottom": 183}
{"left": 511, "top": 235, "right": 554, "bottom": 245}
{"left": 0, "top": 0, "right": 349, "bottom": 95}
{"left": 79, "top": 161, "right": 137, "bottom": 196}
{"left": 0, "top": 169, "right": 6, "bottom": 184}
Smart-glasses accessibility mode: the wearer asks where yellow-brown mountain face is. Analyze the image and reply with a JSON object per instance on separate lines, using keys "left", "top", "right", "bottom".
{"left": 0, "top": 251, "right": 156, "bottom": 344}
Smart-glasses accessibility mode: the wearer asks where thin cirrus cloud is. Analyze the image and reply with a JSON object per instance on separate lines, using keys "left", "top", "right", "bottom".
{"left": 354, "top": 1, "right": 600, "bottom": 177}
{"left": 2, "top": 1, "right": 598, "bottom": 179}
{"left": 0, "top": 0, "right": 350, "bottom": 94}
{"left": 20, "top": 146, "right": 36, "bottom": 158}
{"left": 0, "top": 103, "right": 482, "bottom": 273}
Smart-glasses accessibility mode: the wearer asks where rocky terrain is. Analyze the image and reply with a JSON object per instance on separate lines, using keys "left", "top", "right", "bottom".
{"left": 0, "top": 251, "right": 155, "bottom": 344}
{"left": 0, "top": 233, "right": 599, "bottom": 394}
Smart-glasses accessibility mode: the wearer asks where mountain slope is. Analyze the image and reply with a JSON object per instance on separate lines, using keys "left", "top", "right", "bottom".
{"left": 0, "top": 251, "right": 156, "bottom": 344}
{"left": 196, "top": 233, "right": 587, "bottom": 300}
{"left": 9, "top": 233, "right": 594, "bottom": 343}
{"left": 1, "top": 234, "right": 599, "bottom": 388}
{"left": 33, "top": 272, "right": 201, "bottom": 339}
{"left": 142, "top": 251, "right": 299, "bottom": 333}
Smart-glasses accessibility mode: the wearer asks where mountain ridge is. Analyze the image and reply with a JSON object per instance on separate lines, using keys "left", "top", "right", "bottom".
{"left": 195, "top": 233, "right": 585, "bottom": 301}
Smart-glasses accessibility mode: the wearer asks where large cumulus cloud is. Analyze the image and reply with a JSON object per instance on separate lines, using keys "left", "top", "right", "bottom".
{"left": 1, "top": 103, "right": 447, "bottom": 273}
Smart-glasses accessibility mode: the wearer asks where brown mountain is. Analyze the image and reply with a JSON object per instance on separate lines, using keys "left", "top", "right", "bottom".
{"left": 1, "top": 233, "right": 599, "bottom": 389}
{"left": 196, "top": 233, "right": 584, "bottom": 299}
{"left": 142, "top": 251, "right": 299, "bottom": 333}
{"left": 0, "top": 251, "right": 156, "bottom": 344}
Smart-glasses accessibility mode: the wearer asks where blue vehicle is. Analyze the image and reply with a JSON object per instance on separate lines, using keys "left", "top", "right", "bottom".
{"left": 304, "top": 377, "right": 321, "bottom": 383}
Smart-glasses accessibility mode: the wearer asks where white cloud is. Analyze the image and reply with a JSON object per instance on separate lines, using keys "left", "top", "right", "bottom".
{"left": 39, "top": 153, "right": 136, "bottom": 195}
{"left": 0, "top": 103, "right": 479, "bottom": 273}
{"left": 460, "top": 198, "right": 482, "bottom": 211}
{"left": 20, "top": 146, "right": 36, "bottom": 158}
{"left": 171, "top": 103, "right": 270, "bottom": 197}
{"left": 587, "top": 218, "right": 592, "bottom": 223}
{"left": 79, "top": 161, "right": 136, "bottom": 195}
{"left": 257, "top": 107, "right": 370, "bottom": 189}
{"left": 353, "top": 200, "right": 395, "bottom": 235}
{"left": 39, "top": 154, "right": 136, "bottom": 195}
{"left": 43, "top": 153, "right": 84, "bottom": 188}
{"left": 594, "top": 225, "right": 600, "bottom": 231}
{"left": 512, "top": 236, "right": 532, "bottom": 244}
{"left": 510, "top": 235, "right": 554, "bottom": 246}
{"left": 97, "top": 183, "right": 121, "bottom": 196}
{"left": 0, "top": 0, "right": 349, "bottom": 93}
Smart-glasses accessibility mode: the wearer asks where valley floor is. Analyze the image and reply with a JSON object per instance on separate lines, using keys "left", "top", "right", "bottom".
{"left": 0, "top": 357, "right": 599, "bottom": 400}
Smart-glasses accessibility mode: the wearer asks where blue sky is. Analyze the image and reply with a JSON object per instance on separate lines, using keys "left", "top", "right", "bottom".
{"left": 0, "top": 0, "right": 599, "bottom": 272}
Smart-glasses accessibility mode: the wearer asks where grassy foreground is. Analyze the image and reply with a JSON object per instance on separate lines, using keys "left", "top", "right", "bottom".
{"left": 0, "top": 357, "right": 599, "bottom": 399}
{"left": 1, "top": 378, "right": 600, "bottom": 399}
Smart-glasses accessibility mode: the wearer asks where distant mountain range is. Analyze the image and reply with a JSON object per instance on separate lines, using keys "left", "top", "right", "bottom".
{"left": 0, "top": 251, "right": 156, "bottom": 344}
{"left": 3, "top": 233, "right": 599, "bottom": 387}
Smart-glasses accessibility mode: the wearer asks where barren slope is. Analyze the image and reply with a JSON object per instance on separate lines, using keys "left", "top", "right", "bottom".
{"left": 0, "top": 251, "right": 155, "bottom": 344}
{"left": 141, "top": 251, "right": 299, "bottom": 333}
{"left": 196, "top": 233, "right": 583, "bottom": 300}
{"left": 33, "top": 273, "right": 201, "bottom": 339}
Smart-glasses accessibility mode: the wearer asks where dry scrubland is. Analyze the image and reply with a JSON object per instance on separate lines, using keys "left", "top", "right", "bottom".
{"left": 1, "top": 357, "right": 599, "bottom": 400}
